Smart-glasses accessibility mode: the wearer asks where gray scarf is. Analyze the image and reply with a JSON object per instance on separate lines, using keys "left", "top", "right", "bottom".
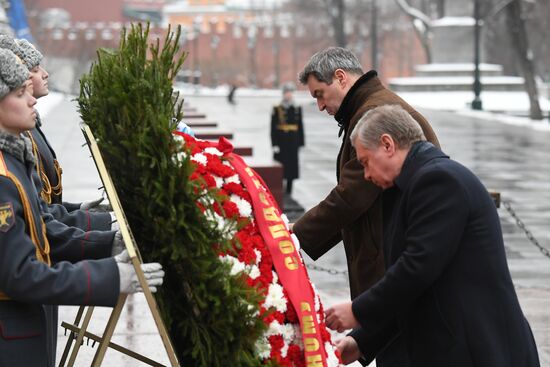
{"left": 0, "top": 130, "right": 36, "bottom": 165}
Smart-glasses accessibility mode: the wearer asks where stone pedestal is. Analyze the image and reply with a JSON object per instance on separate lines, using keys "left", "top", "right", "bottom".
{"left": 431, "top": 16, "right": 486, "bottom": 64}
{"left": 445, "top": 1, "right": 473, "bottom": 17}
{"left": 388, "top": 0, "right": 524, "bottom": 94}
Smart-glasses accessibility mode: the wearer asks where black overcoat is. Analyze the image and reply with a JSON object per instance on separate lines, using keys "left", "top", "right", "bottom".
{"left": 351, "top": 143, "right": 540, "bottom": 367}
{"left": 270, "top": 104, "right": 304, "bottom": 180}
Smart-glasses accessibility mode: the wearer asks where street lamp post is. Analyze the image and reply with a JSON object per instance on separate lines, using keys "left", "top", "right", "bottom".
{"left": 193, "top": 20, "right": 201, "bottom": 86}
{"left": 247, "top": 26, "right": 257, "bottom": 87}
{"left": 472, "top": 0, "right": 483, "bottom": 110}
{"left": 210, "top": 34, "right": 220, "bottom": 87}
{"left": 370, "top": 0, "right": 378, "bottom": 70}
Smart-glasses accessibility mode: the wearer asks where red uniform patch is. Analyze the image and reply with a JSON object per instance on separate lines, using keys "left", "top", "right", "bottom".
{"left": 0, "top": 202, "right": 15, "bottom": 232}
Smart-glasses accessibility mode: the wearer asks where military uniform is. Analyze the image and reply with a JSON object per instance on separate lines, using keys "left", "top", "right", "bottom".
{"left": 0, "top": 133, "right": 119, "bottom": 367}
{"left": 27, "top": 112, "right": 111, "bottom": 231}
{"left": 270, "top": 103, "right": 304, "bottom": 193}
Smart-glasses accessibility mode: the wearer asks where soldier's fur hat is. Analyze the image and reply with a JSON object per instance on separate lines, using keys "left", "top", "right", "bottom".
{"left": 0, "top": 35, "right": 43, "bottom": 70}
{"left": 0, "top": 48, "right": 30, "bottom": 100}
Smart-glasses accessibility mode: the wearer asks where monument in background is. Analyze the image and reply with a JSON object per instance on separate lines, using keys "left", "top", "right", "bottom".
{"left": 390, "top": 0, "right": 524, "bottom": 93}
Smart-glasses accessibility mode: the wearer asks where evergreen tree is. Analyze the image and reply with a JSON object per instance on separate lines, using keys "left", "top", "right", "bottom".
{"left": 78, "top": 23, "right": 270, "bottom": 366}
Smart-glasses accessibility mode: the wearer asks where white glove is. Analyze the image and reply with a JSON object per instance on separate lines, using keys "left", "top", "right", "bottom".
{"left": 80, "top": 197, "right": 104, "bottom": 210}
{"left": 110, "top": 212, "right": 120, "bottom": 232}
{"left": 272, "top": 145, "right": 280, "bottom": 154}
{"left": 115, "top": 250, "right": 165, "bottom": 294}
{"left": 111, "top": 230, "right": 125, "bottom": 256}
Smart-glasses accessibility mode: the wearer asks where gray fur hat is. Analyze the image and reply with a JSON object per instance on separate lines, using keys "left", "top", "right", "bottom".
{"left": 0, "top": 35, "right": 43, "bottom": 70}
{"left": 282, "top": 82, "right": 296, "bottom": 94}
{"left": 0, "top": 48, "right": 30, "bottom": 100}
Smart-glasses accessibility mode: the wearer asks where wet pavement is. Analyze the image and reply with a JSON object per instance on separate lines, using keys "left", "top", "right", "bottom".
{"left": 40, "top": 92, "right": 550, "bottom": 366}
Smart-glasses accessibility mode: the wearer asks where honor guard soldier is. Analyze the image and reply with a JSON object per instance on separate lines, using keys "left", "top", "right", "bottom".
{"left": 270, "top": 82, "right": 305, "bottom": 196}
{"left": 0, "top": 48, "right": 164, "bottom": 367}
{"left": 0, "top": 35, "right": 115, "bottom": 232}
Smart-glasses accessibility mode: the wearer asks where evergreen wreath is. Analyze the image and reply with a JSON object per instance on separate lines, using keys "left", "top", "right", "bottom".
{"left": 78, "top": 23, "right": 270, "bottom": 366}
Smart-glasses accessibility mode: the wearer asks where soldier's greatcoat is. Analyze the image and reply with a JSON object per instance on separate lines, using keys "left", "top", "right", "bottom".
{"left": 26, "top": 113, "right": 111, "bottom": 231}
{"left": 0, "top": 133, "right": 119, "bottom": 367}
{"left": 270, "top": 104, "right": 304, "bottom": 181}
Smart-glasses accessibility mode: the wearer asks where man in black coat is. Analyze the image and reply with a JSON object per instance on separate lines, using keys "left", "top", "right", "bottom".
{"left": 325, "top": 105, "right": 540, "bottom": 366}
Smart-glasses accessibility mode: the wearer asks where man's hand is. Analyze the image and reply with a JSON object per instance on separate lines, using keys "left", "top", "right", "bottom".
{"left": 325, "top": 302, "right": 359, "bottom": 332}
{"left": 335, "top": 336, "right": 361, "bottom": 364}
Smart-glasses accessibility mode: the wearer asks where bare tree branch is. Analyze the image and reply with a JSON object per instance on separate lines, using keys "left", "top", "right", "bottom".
{"left": 505, "top": 0, "right": 543, "bottom": 119}
{"left": 394, "top": 0, "right": 432, "bottom": 62}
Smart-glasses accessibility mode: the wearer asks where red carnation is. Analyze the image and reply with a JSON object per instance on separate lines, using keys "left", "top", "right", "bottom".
{"left": 268, "top": 335, "right": 284, "bottom": 357}
{"left": 222, "top": 200, "right": 240, "bottom": 219}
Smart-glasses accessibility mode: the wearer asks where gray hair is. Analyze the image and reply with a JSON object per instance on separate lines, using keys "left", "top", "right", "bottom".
{"left": 350, "top": 105, "right": 426, "bottom": 150}
{"left": 0, "top": 48, "right": 30, "bottom": 100}
{"left": 298, "top": 47, "right": 363, "bottom": 85}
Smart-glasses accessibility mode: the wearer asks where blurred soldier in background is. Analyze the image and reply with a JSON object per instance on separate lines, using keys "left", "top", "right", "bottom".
{"left": 270, "top": 82, "right": 304, "bottom": 196}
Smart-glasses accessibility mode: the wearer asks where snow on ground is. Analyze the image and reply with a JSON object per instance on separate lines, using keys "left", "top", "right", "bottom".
{"left": 39, "top": 86, "right": 550, "bottom": 133}
{"left": 397, "top": 90, "right": 550, "bottom": 131}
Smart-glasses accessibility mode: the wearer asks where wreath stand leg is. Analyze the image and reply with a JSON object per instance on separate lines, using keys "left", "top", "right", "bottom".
{"left": 57, "top": 125, "right": 181, "bottom": 366}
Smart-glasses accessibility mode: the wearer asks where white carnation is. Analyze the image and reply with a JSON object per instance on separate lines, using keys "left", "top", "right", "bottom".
{"left": 264, "top": 283, "right": 287, "bottom": 313}
{"left": 266, "top": 320, "right": 283, "bottom": 336}
{"left": 230, "top": 194, "right": 252, "bottom": 218}
{"left": 255, "top": 337, "right": 271, "bottom": 359}
{"left": 205, "top": 209, "right": 236, "bottom": 239}
{"left": 248, "top": 264, "right": 260, "bottom": 279}
{"left": 213, "top": 175, "right": 224, "bottom": 188}
{"left": 191, "top": 152, "right": 207, "bottom": 165}
{"left": 225, "top": 174, "right": 241, "bottom": 184}
{"left": 173, "top": 134, "right": 184, "bottom": 143}
{"left": 204, "top": 147, "right": 223, "bottom": 156}
{"left": 281, "top": 342, "right": 289, "bottom": 358}
{"left": 172, "top": 151, "right": 187, "bottom": 164}
{"left": 254, "top": 249, "right": 262, "bottom": 264}
{"left": 219, "top": 255, "right": 246, "bottom": 276}
{"left": 281, "top": 323, "right": 296, "bottom": 344}
{"left": 272, "top": 271, "right": 278, "bottom": 284}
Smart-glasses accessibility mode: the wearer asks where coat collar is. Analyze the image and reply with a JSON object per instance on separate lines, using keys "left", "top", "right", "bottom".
{"left": 334, "top": 70, "right": 383, "bottom": 137}
{"left": 394, "top": 141, "right": 448, "bottom": 190}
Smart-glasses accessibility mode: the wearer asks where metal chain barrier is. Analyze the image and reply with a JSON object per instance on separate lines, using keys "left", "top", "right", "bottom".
{"left": 305, "top": 199, "right": 550, "bottom": 275}
{"left": 306, "top": 263, "right": 348, "bottom": 276}
{"left": 502, "top": 200, "right": 550, "bottom": 259}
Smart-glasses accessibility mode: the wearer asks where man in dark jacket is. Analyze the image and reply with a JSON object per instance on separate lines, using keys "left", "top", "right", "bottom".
{"left": 292, "top": 47, "right": 439, "bottom": 365}
{"left": 326, "top": 104, "right": 540, "bottom": 367}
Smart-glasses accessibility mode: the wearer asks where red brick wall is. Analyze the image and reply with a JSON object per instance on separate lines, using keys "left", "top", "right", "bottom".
{"left": 30, "top": 19, "right": 426, "bottom": 89}
{"left": 26, "top": 0, "right": 126, "bottom": 22}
